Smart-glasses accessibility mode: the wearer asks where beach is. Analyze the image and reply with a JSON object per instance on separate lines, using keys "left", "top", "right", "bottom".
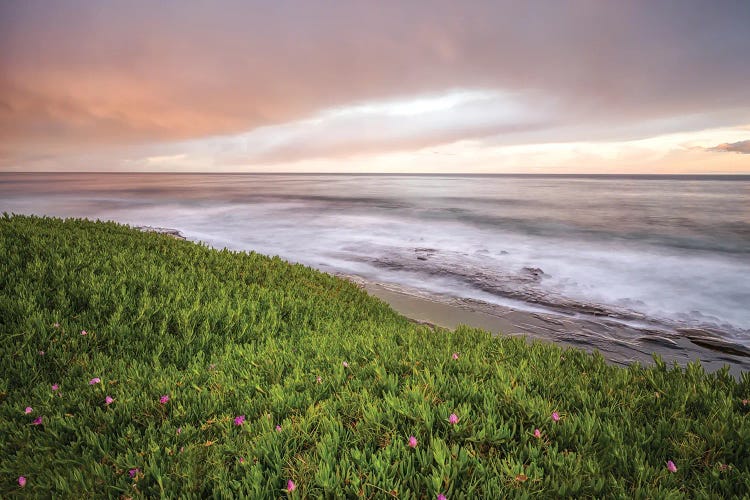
{"left": 346, "top": 276, "right": 750, "bottom": 377}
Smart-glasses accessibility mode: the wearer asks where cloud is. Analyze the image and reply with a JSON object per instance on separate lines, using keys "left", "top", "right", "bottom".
{"left": 1, "top": 1, "right": 750, "bottom": 170}
{"left": 200, "top": 89, "right": 558, "bottom": 165}
{"left": 707, "top": 140, "right": 750, "bottom": 154}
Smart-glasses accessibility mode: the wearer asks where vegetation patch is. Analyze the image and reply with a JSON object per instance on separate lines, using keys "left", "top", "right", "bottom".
{"left": 1, "top": 215, "right": 749, "bottom": 497}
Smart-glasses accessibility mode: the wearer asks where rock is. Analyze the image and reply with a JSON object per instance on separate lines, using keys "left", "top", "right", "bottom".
{"left": 519, "top": 267, "right": 547, "bottom": 282}
{"left": 136, "top": 226, "right": 186, "bottom": 240}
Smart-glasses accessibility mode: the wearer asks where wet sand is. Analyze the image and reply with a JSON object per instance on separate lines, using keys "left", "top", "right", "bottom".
{"left": 354, "top": 279, "right": 750, "bottom": 378}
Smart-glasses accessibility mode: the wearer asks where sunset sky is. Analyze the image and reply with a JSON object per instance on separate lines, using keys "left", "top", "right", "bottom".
{"left": 1, "top": 0, "right": 749, "bottom": 173}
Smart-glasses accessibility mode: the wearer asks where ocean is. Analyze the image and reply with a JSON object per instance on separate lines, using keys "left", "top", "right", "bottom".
{"left": 2, "top": 173, "right": 749, "bottom": 369}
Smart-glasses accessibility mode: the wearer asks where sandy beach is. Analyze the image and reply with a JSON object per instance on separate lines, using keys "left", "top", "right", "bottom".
{"left": 349, "top": 277, "right": 750, "bottom": 378}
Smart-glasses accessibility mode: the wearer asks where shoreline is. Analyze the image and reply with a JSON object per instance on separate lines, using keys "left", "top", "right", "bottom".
{"left": 140, "top": 226, "right": 750, "bottom": 377}
{"left": 346, "top": 276, "right": 750, "bottom": 377}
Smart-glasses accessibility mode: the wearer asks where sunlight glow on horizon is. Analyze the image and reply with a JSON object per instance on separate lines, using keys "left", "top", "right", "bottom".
{"left": 122, "top": 95, "right": 750, "bottom": 174}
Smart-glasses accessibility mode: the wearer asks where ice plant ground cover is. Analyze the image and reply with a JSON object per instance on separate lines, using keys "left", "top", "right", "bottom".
{"left": 1, "top": 215, "right": 749, "bottom": 497}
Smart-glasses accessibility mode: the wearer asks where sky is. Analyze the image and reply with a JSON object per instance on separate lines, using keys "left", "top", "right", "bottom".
{"left": 1, "top": 0, "right": 749, "bottom": 174}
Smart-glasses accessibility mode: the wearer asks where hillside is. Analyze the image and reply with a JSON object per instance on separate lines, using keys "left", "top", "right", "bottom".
{"left": 1, "top": 215, "right": 748, "bottom": 497}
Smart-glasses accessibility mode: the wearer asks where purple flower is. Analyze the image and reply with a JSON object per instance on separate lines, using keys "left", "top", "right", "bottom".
{"left": 18, "top": 476, "right": 26, "bottom": 487}
{"left": 159, "top": 395, "right": 169, "bottom": 404}
{"left": 24, "top": 407, "right": 33, "bottom": 414}
{"left": 667, "top": 460, "right": 677, "bottom": 473}
{"left": 287, "top": 479, "right": 296, "bottom": 492}
{"left": 534, "top": 428, "right": 541, "bottom": 438}
{"left": 342, "top": 361, "right": 349, "bottom": 368}
{"left": 234, "top": 415, "right": 246, "bottom": 426}
{"left": 105, "top": 396, "right": 114, "bottom": 405}
{"left": 80, "top": 330, "right": 87, "bottom": 336}
{"left": 51, "top": 383, "right": 59, "bottom": 391}
{"left": 551, "top": 412, "right": 560, "bottom": 422}
{"left": 408, "top": 435, "right": 418, "bottom": 448}
{"left": 276, "top": 425, "right": 282, "bottom": 432}
{"left": 32, "top": 416, "right": 43, "bottom": 425}
{"left": 89, "top": 377, "right": 101, "bottom": 385}
{"left": 238, "top": 456, "right": 245, "bottom": 463}
{"left": 437, "top": 494, "right": 447, "bottom": 500}
{"left": 128, "top": 468, "right": 140, "bottom": 478}
{"left": 448, "top": 413, "right": 459, "bottom": 425}
{"left": 452, "top": 352, "right": 459, "bottom": 360}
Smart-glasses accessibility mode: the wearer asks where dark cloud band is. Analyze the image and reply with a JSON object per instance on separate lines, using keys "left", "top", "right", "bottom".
{"left": 708, "top": 140, "right": 750, "bottom": 154}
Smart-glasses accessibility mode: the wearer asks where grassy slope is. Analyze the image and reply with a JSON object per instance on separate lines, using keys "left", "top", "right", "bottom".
{"left": 1, "top": 215, "right": 749, "bottom": 498}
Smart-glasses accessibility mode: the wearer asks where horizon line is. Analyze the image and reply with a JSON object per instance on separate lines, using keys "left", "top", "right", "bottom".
{"left": 2, "top": 171, "right": 750, "bottom": 178}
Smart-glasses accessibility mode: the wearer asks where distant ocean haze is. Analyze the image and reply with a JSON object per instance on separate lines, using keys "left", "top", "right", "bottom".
{"left": 2, "top": 172, "right": 749, "bottom": 345}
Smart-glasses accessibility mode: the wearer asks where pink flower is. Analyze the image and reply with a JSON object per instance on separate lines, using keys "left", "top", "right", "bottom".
{"left": 128, "top": 468, "right": 140, "bottom": 478}
{"left": 667, "top": 460, "right": 677, "bottom": 473}
{"left": 39, "top": 350, "right": 45, "bottom": 356}
{"left": 238, "top": 457, "right": 245, "bottom": 463}
{"left": 105, "top": 396, "right": 114, "bottom": 405}
{"left": 408, "top": 435, "right": 418, "bottom": 448}
{"left": 316, "top": 376, "right": 322, "bottom": 384}
{"left": 179, "top": 446, "right": 184, "bottom": 453}
{"left": 276, "top": 425, "right": 282, "bottom": 432}
{"left": 437, "top": 494, "right": 447, "bottom": 500}
{"left": 448, "top": 413, "right": 459, "bottom": 425}
{"left": 534, "top": 428, "right": 541, "bottom": 438}
{"left": 743, "top": 399, "right": 749, "bottom": 406}
{"left": 177, "top": 427, "right": 182, "bottom": 435}
{"left": 452, "top": 352, "right": 459, "bottom": 360}
{"left": 89, "top": 377, "right": 101, "bottom": 385}
{"left": 234, "top": 415, "right": 246, "bottom": 426}
{"left": 24, "top": 407, "right": 33, "bottom": 414}
{"left": 159, "top": 395, "right": 169, "bottom": 404}
{"left": 551, "top": 412, "right": 560, "bottom": 422}
{"left": 287, "top": 479, "right": 296, "bottom": 492}
{"left": 53, "top": 322, "right": 60, "bottom": 328}
{"left": 80, "top": 330, "right": 87, "bottom": 336}
{"left": 32, "top": 416, "right": 43, "bottom": 425}
{"left": 342, "top": 361, "right": 349, "bottom": 368}
{"left": 51, "top": 383, "right": 59, "bottom": 391}
{"left": 18, "top": 476, "right": 26, "bottom": 487}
